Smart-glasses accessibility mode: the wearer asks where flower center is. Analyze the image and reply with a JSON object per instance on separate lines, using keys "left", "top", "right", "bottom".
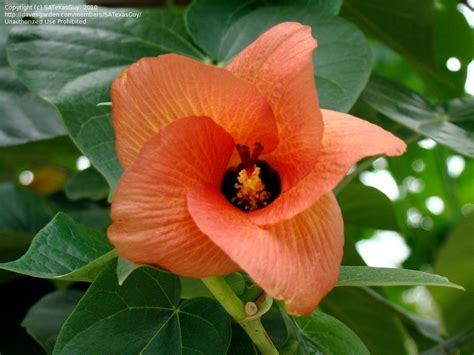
{"left": 221, "top": 143, "right": 281, "bottom": 212}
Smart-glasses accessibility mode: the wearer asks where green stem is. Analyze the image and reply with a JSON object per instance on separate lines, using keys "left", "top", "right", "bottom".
{"left": 201, "top": 276, "right": 279, "bottom": 355}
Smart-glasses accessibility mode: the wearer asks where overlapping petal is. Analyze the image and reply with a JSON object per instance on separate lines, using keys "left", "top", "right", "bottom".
{"left": 227, "top": 22, "right": 323, "bottom": 191}
{"left": 108, "top": 117, "right": 238, "bottom": 277}
{"left": 249, "top": 110, "right": 407, "bottom": 225}
{"left": 187, "top": 185, "right": 344, "bottom": 315}
{"left": 112, "top": 54, "right": 278, "bottom": 168}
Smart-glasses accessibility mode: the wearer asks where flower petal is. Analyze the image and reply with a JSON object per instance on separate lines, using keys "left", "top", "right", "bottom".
{"left": 108, "top": 116, "right": 238, "bottom": 277}
{"left": 249, "top": 110, "right": 407, "bottom": 225}
{"left": 227, "top": 22, "right": 322, "bottom": 191}
{"left": 112, "top": 54, "right": 278, "bottom": 168}
{"left": 187, "top": 185, "right": 344, "bottom": 315}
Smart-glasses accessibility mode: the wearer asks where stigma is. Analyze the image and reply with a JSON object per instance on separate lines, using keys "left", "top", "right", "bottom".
{"left": 221, "top": 143, "right": 281, "bottom": 212}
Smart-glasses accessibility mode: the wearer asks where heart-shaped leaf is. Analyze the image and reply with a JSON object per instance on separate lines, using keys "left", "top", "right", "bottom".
{"left": 54, "top": 261, "right": 231, "bottom": 355}
{"left": 362, "top": 75, "right": 474, "bottom": 157}
{"left": 0, "top": 213, "right": 116, "bottom": 281}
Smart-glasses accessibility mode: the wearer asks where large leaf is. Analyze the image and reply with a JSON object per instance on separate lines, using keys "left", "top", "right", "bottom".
{"left": 0, "top": 213, "right": 116, "bottom": 281}
{"left": 186, "top": 0, "right": 343, "bottom": 60}
{"left": 47, "top": 194, "right": 111, "bottom": 230}
{"left": 186, "top": 1, "right": 371, "bottom": 112}
{"left": 0, "top": 5, "right": 64, "bottom": 147}
{"left": 361, "top": 288, "right": 443, "bottom": 342}
{"left": 337, "top": 266, "right": 463, "bottom": 289}
{"left": 337, "top": 182, "right": 399, "bottom": 230}
{"left": 0, "top": 183, "right": 53, "bottom": 282}
{"left": 341, "top": 0, "right": 472, "bottom": 98}
{"left": 431, "top": 213, "right": 474, "bottom": 348}
{"left": 291, "top": 310, "right": 370, "bottom": 355}
{"left": 0, "top": 182, "right": 52, "bottom": 234}
{"left": 22, "top": 290, "right": 83, "bottom": 354}
{"left": 7, "top": 4, "right": 206, "bottom": 191}
{"left": 362, "top": 75, "right": 474, "bottom": 157}
{"left": 54, "top": 261, "right": 231, "bottom": 355}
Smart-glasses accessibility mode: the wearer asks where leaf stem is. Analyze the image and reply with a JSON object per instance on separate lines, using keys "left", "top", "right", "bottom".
{"left": 201, "top": 276, "right": 279, "bottom": 355}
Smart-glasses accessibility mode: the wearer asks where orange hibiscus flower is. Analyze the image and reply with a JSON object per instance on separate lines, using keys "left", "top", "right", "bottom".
{"left": 108, "top": 22, "right": 405, "bottom": 315}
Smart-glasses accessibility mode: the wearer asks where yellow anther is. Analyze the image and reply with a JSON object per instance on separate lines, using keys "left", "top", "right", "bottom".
{"left": 233, "top": 165, "right": 271, "bottom": 212}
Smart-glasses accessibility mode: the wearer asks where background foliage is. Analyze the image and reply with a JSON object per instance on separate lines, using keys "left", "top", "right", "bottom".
{"left": 0, "top": 0, "right": 473, "bottom": 354}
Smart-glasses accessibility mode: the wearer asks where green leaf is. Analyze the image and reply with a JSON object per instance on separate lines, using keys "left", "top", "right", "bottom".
{"left": 342, "top": 0, "right": 433, "bottom": 68}
{"left": 0, "top": 183, "right": 53, "bottom": 282}
{"left": 321, "top": 287, "right": 417, "bottom": 355}
{"left": 64, "top": 167, "right": 109, "bottom": 201}
{"left": 22, "top": 290, "right": 83, "bottom": 354}
{"left": 0, "top": 8, "right": 64, "bottom": 147}
{"left": 47, "top": 194, "right": 111, "bottom": 230}
{"left": 362, "top": 75, "right": 474, "bottom": 157}
{"left": 187, "top": 2, "right": 371, "bottom": 112}
{"left": 0, "top": 213, "right": 116, "bottom": 281}
{"left": 0, "top": 182, "right": 53, "bottom": 234}
{"left": 54, "top": 261, "right": 231, "bottom": 355}
{"left": 337, "top": 266, "right": 463, "bottom": 289}
{"left": 361, "top": 288, "right": 443, "bottom": 342}
{"left": 227, "top": 323, "right": 258, "bottom": 355}
{"left": 292, "top": 310, "right": 370, "bottom": 355}
{"left": 227, "top": 304, "right": 287, "bottom": 353}
{"left": 337, "top": 182, "right": 400, "bottom": 230}
{"left": 186, "top": 0, "right": 342, "bottom": 60}
{"left": 116, "top": 256, "right": 142, "bottom": 286}
{"left": 341, "top": 0, "right": 472, "bottom": 98}
{"left": 7, "top": 6, "right": 206, "bottom": 191}
{"left": 261, "top": 304, "right": 289, "bottom": 349}
{"left": 431, "top": 213, "right": 474, "bottom": 344}
{"left": 422, "top": 327, "right": 474, "bottom": 355}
